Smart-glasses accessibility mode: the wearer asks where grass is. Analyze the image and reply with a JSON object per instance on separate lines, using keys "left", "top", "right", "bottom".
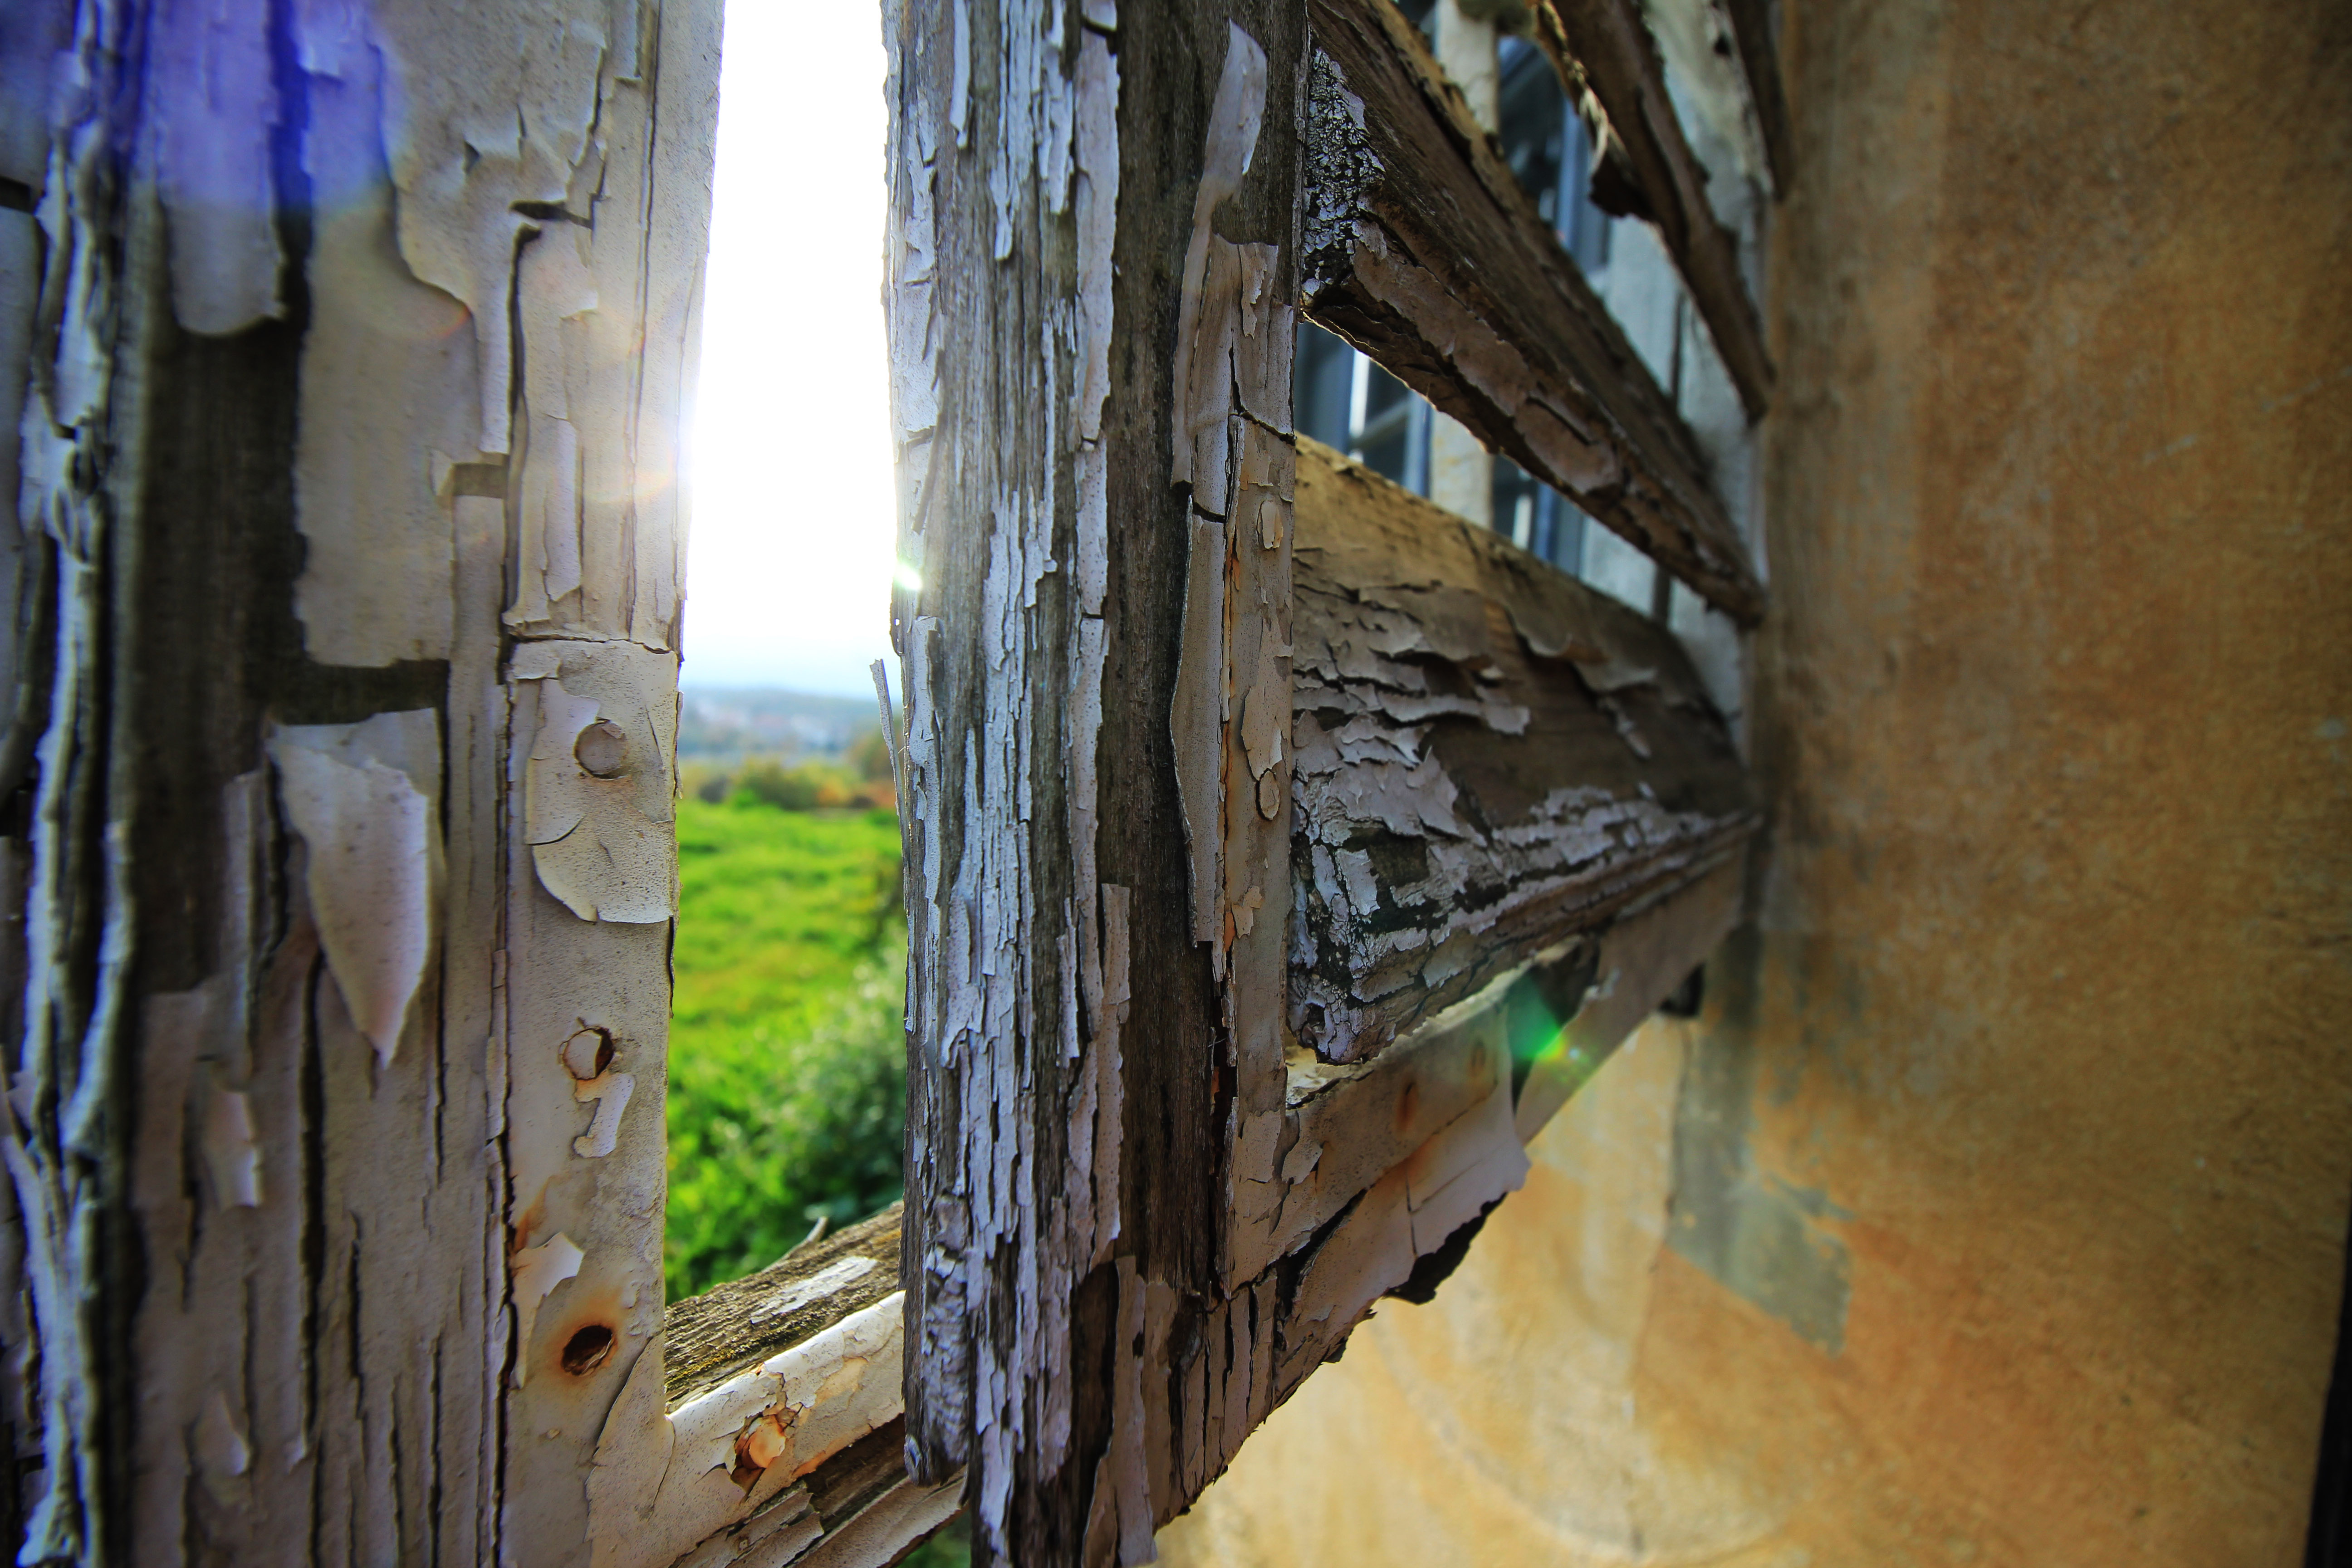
{"left": 665, "top": 794, "right": 909, "bottom": 1302}
{"left": 663, "top": 790, "right": 972, "bottom": 1562}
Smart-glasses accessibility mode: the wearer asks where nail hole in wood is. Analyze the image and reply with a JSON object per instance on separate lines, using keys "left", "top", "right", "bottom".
{"left": 561, "top": 1323, "right": 615, "bottom": 1377}
{"left": 562, "top": 1025, "right": 617, "bottom": 1080}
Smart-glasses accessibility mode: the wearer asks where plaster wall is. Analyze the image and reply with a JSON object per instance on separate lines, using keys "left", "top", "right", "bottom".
{"left": 1159, "top": 0, "right": 2352, "bottom": 1560}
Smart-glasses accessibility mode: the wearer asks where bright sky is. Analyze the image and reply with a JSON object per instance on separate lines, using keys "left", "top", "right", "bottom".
{"left": 682, "top": 0, "right": 894, "bottom": 697}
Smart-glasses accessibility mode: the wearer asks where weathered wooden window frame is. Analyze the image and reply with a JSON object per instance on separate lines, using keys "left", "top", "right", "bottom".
{"left": 875, "top": 1, "right": 1786, "bottom": 1564}
{"left": 0, "top": 0, "right": 1783, "bottom": 1562}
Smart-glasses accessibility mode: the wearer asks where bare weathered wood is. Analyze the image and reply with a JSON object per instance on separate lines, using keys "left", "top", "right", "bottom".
{"left": 1720, "top": 0, "right": 1795, "bottom": 196}
{"left": 887, "top": 3, "right": 1318, "bottom": 1558}
{"left": 885, "top": 0, "right": 1187, "bottom": 1559}
{"left": 1303, "top": 0, "right": 1767, "bottom": 624}
{"left": 891, "top": 1, "right": 1764, "bottom": 1556}
{"left": 1111, "top": 876, "right": 1742, "bottom": 1529}
{"left": 1524, "top": 0, "right": 1776, "bottom": 416}
{"left": 1285, "top": 436, "right": 1757, "bottom": 1065}
{"left": 663, "top": 1207, "right": 906, "bottom": 1406}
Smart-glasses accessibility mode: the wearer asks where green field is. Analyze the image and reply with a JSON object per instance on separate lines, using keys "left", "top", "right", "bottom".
{"left": 665, "top": 796, "right": 909, "bottom": 1301}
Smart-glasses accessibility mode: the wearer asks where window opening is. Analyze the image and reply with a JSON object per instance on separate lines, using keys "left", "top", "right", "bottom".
{"left": 666, "top": 0, "right": 913, "bottom": 1313}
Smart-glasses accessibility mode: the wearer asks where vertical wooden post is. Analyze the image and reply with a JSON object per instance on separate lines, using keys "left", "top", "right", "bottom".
{"left": 887, "top": 3, "right": 1305, "bottom": 1561}
{"left": 3, "top": 0, "right": 717, "bottom": 1560}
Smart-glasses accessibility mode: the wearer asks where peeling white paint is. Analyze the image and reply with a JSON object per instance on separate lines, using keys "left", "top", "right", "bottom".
{"left": 151, "top": 0, "right": 282, "bottom": 333}
{"left": 514, "top": 642, "right": 679, "bottom": 924}
{"left": 269, "top": 711, "right": 442, "bottom": 1063}
{"left": 201, "top": 1088, "right": 262, "bottom": 1208}
{"left": 590, "top": 1294, "right": 907, "bottom": 1568}
{"left": 372, "top": 0, "right": 610, "bottom": 453}
{"left": 1285, "top": 443, "right": 1754, "bottom": 1063}
{"left": 511, "top": 1231, "right": 586, "bottom": 1389}
{"left": 193, "top": 1387, "right": 252, "bottom": 1483}
{"left": 572, "top": 1069, "right": 636, "bottom": 1159}
{"left": 292, "top": 7, "right": 476, "bottom": 666}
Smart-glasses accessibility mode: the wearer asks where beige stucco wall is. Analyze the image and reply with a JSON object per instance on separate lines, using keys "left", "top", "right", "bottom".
{"left": 1160, "top": 0, "right": 2352, "bottom": 1561}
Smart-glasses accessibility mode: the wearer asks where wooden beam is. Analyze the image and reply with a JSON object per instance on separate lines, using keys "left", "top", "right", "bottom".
{"left": 1302, "top": 0, "right": 1768, "bottom": 625}
{"left": 1525, "top": 0, "right": 1777, "bottom": 418}
{"left": 1721, "top": 0, "right": 1796, "bottom": 198}
{"left": 1284, "top": 436, "right": 1759, "bottom": 1066}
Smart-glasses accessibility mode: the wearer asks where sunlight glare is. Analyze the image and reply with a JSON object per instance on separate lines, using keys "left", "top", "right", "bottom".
{"left": 685, "top": 0, "right": 894, "bottom": 697}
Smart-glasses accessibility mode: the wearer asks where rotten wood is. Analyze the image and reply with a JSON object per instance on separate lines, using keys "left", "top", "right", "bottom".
{"left": 1285, "top": 436, "right": 1757, "bottom": 1066}
{"left": 1302, "top": 0, "right": 1768, "bottom": 624}
{"left": 1524, "top": 0, "right": 1776, "bottom": 416}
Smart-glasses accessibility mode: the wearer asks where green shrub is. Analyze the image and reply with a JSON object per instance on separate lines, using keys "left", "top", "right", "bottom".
{"left": 728, "top": 754, "right": 892, "bottom": 812}
{"left": 732, "top": 755, "right": 823, "bottom": 810}
{"left": 679, "top": 760, "right": 733, "bottom": 804}
{"left": 665, "top": 797, "right": 909, "bottom": 1299}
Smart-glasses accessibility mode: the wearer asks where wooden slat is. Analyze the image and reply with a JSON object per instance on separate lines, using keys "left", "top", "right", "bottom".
{"left": 1526, "top": 0, "right": 1776, "bottom": 418}
{"left": 1721, "top": 0, "right": 1796, "bottom": 197}
{"left": 1285, "top": 436, "right": 1759, "bottom": 1065}
{"left": 1303, "top": 0, "right": 1767, "bottom": 625}
{"left": 663, "top": 1206, "right": 906, "bottom": 1406}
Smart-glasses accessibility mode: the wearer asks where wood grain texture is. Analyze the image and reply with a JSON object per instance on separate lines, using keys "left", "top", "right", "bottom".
{"left": 663, "top": 1208, "right": 906, "bottom": 1408}
{"left": 1302, "top": 0, "right": 1767, "bottom": 624}
{"left": 1102, "top": 436, "right": 1762, "bottom": 1528}
{"left": 1525, "top": 0, "right": 1776, "bottom": 416}
{"left": 1285, "top": 436, "right": 1757, "bottom": 1065}
{"left": 885, "top": 0, "right": 1141, "bottom": 1558}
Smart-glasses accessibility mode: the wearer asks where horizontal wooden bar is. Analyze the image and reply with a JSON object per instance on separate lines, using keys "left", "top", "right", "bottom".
{"left": 1285, "top": 435, "right": 1758, "bottom": 1065}
{"left": 1528, "top": 0, "right": 1777, "bottom": 417}
{"left": 663, "top": 1206, "right": 905, "bottom": 1406}
{"left": 581, "top": 1207, "right": 952, "bottom": 1566}
{"left": 1302, "top": 0, "right": 1768, "bottom": 625}
{"left": 1209, "top": 846, "right": 1749, "bottom": 1467}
